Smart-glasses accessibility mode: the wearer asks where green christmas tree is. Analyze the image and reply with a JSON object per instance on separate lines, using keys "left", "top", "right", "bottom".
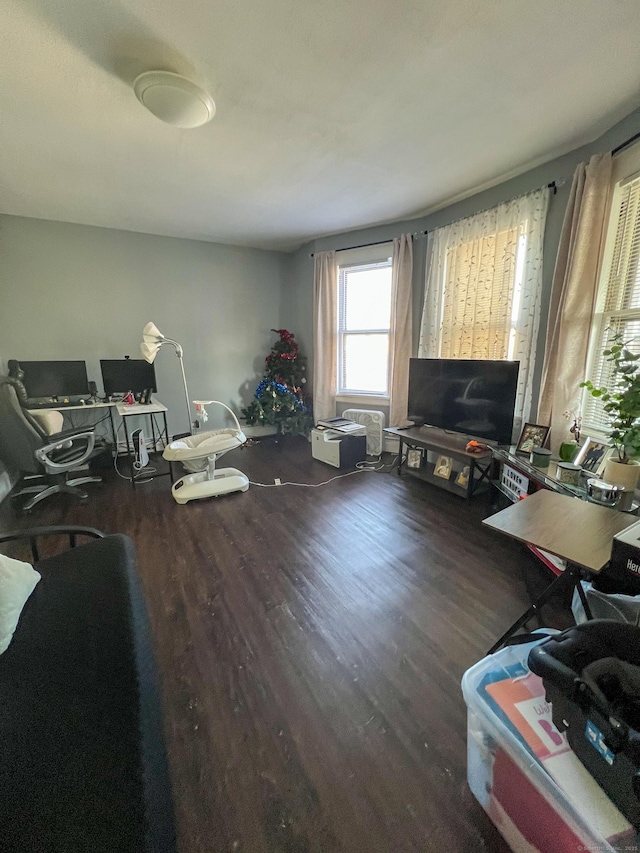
{"left": 242, "top": 329, "right": 314, "bottom": 434}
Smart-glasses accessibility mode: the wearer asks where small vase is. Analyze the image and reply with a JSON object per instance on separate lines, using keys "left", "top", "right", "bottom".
{"left": 603, "top": 458, "right": 640, "bottom": 492}
{"left": 559, "top": 441, "right": 578, "bottom": 462}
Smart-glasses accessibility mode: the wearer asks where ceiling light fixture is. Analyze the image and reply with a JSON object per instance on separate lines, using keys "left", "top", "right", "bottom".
{"left": 133, "top": 71, "right": 215, "bottom": 129}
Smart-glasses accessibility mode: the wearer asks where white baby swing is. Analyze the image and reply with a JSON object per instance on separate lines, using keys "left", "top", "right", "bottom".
{"left": 163, "top": 400, "right": 249, "bottom": 504}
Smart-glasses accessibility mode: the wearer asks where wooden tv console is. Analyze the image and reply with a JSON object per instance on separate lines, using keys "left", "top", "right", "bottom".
{"left": 385, "top": 427, "right": 493, "bottom": 500}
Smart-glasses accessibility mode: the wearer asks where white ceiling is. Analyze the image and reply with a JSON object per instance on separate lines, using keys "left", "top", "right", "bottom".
{"left": 2, "top": 0, "right": 640, "bottom": 252}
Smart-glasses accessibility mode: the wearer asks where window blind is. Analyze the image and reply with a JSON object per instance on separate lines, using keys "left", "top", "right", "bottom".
{"left": 583, "top": 176, "right": 640, "bottom": 431}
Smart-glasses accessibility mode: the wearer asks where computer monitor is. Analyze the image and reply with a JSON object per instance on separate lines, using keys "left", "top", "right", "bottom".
{"left": 100, "top": 359, "right": 157, "bottom": 396}
{"left": 20, "top": 360, "right": 89, "bottom": 398}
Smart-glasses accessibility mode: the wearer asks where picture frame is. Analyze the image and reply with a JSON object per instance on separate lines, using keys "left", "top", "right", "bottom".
{"left": 516, "top": 423, "right": 550, "bottom": 455}
{"left": 574, "top": 437, "right": 612, "bottom": 476}
{"left": 455, "top": 465, "right": 470, "bottom": 488}
{"left": 595, "top": 446, "right": 616, "bottom": 478}
{"left": 434, "top": 455, "right": 453, "bottom": 479}
{"left": 406, "top": 448, "right": 423, "bottom": 469}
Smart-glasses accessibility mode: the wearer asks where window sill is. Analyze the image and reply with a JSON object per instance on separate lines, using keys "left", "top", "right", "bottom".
{"left": 336, "top": 393, "right": 390, "bottom": 405}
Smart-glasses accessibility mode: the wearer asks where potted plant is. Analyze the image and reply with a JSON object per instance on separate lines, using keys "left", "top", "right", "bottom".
{"left": 581, "top": 332, "right": 640, "bottom": 490}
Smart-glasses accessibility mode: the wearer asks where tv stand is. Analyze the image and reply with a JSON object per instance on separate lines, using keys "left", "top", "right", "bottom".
{"left": 385, "top": 427, "right": 493, "bottom": 500}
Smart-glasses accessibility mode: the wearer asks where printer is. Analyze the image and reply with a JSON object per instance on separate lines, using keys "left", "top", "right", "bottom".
{"left": 311, "top": 427, "right": 366, "bottom": 469}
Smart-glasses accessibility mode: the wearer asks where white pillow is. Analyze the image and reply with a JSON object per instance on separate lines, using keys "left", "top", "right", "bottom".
{"left": 0, "top": 553, "right": 41, "bottom": 654}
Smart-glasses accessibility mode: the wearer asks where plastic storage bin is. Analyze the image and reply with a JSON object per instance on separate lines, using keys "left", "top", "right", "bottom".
{"left": 462, "top": 635, "right": 639, "bottom": 853}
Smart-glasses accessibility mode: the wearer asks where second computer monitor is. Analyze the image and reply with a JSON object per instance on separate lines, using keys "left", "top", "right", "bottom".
{"left": 100, "top": 359, "right": 157, "bottom": 396}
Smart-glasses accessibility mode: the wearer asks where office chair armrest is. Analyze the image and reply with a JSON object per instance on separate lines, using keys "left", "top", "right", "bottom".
{"left": 36, "top": 431, "right": 96, "bottom": 472}
{"left": 0, "top": 526, "right": 104, "bottom": 562}
{"left": 45, "top": 426, "right": 96, "bottom": 443}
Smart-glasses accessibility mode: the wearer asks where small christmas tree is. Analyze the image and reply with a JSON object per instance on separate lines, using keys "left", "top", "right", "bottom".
{"left": 242, "top": 329, "right": 313, "bottom": 434}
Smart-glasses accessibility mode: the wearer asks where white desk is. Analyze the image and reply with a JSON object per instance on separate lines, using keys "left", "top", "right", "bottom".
{"left": 115, "top": 399, "right": 168, "bottom": 417}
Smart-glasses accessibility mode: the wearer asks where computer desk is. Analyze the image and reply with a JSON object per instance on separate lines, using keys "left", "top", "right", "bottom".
{"left": 483, "top": 489, "right": 637, "bottom": 653}
{"left": 28, "top": 399, "right": 172, "bottom": 488}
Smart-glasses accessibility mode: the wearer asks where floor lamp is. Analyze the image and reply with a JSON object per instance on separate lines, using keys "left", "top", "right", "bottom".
{"left": 140, "top": 322, "right": 194, "bottom": 433}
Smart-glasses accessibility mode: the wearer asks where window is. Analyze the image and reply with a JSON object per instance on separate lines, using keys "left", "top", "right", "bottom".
{"left": 337, "top": 256, "right": 393, "bottom": 395}
{"left": 583, "top": 170, "right": 640, "bottom": 432}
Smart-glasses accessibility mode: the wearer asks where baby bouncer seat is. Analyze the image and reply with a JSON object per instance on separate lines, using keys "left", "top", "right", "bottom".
{"left": 163, "top": 401, "right": 249, "bottom": 504}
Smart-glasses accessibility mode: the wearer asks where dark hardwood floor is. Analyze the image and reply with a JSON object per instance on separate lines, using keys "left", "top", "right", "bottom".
{"left": 0, "top": 437, "right": 572, "bottom": 853}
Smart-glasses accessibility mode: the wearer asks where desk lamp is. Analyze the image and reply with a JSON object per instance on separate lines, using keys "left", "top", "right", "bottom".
{"left": 140, "top": 322, "right": 194, "bottom": 433}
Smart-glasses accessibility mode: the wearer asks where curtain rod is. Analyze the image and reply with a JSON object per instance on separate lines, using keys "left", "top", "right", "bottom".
{"left": 309, "top": 182, "right": 558, "bottom": 257}
{"left": 613, "top": 131, "right": 640, "bottom": 157}
{"left": 309, "top": 233, "right": 422, "bottom": 258}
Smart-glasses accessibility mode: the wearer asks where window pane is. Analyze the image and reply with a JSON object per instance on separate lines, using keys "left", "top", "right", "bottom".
{"left": 343, "top": 334, "right": 389, "bottom": 393}
{"left": 343, "top": 267, "right": 392, "bottom": 330}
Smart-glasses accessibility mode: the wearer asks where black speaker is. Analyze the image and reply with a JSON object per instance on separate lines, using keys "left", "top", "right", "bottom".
{"left": 88, "top": 380, "right": 98, "bottom": 398}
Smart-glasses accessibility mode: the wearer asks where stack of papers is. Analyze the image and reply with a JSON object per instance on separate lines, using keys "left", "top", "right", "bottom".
{"left": 316, "top": 417, "right": 366, "bottom": 434}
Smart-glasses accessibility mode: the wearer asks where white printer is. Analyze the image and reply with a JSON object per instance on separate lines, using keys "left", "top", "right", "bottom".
{"left": 311, "top": 427, "right": 366, "bottom": 469}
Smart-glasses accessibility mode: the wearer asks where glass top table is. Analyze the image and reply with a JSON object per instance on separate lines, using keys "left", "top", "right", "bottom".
{"left": 491, "top": 445, "right": 593, "bottom": 501}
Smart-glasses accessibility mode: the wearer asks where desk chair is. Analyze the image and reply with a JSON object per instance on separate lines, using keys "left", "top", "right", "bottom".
{"left": 0, "top": 382, "right": 101, "bottom": 511}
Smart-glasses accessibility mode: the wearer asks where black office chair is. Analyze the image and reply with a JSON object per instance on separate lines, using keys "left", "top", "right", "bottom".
{"left": 0, "top": 380, "right": 101, "bottom": 511}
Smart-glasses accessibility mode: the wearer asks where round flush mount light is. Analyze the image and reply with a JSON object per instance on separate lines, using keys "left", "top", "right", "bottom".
{"left": 133, "top": 71, "right": 215, "bottom": 129}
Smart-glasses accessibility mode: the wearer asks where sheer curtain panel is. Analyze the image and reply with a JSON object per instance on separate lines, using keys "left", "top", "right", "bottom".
{"left": 419, "top": 188, "right": 549, "bottom": 432}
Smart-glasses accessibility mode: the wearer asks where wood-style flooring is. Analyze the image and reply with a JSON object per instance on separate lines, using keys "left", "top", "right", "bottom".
{"left": 0, "top": 437, "right": 571, "bottom": 853}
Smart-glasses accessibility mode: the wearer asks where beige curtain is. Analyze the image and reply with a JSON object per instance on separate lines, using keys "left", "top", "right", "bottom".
{"left": 312, "top": 251, "right": 337, "bottom": 421}
{"left": 389, "top": 235, "right": 413, "bottom": 427}
{"left": 538, "top": 153, "right": 612, "bottom": 453}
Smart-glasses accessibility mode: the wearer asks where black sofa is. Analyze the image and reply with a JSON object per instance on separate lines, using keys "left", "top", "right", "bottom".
{"left": 0, "top": 527, "right": 176, "bottom": 853}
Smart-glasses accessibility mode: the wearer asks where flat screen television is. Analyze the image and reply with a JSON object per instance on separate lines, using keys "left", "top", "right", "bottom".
{"left": 408, "top": 358, "right": 519, "bottom": 444}
{"left": 20, "top": 360, "right": 89, "bottom": 398}
{"left": 100, "top": 359, "right": 157, "bottom": 395}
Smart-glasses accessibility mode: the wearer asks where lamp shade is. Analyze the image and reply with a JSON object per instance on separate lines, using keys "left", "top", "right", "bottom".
{"left": 141, "top": 322, "right": 165, "bottom": 363}
{"left": 140, "top": 341, "right": 161, "bottom": 363}
{"left": 142, "top": 322, "right": 164, "bottom": 343}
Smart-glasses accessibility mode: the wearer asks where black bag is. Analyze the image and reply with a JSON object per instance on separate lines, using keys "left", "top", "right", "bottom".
{"left": 529, "top": 620, "right": 640, "bottom": 827}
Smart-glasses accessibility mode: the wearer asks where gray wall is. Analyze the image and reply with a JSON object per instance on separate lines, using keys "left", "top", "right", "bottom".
{"left": 284, "top": 106, "right": 640, "bottom": 420}
{"left": 0, "top": 216, "right": 289, "bottom": 498}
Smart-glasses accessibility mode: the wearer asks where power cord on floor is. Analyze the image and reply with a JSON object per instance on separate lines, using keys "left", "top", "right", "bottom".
{"left": 248, "top": 455, "right": 399, "bottom": 488}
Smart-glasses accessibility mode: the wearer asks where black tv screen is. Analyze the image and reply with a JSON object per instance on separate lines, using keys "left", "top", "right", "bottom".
{"left": 100, "top": 359, "right": 157, "bottom": 395}
{"left": 408, "top": 358, "right": 519, "bottom": 444}
{"left": 20, "top": 360, "right": 89, "bottom": 397}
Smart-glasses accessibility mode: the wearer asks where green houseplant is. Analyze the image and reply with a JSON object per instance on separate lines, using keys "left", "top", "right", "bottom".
{"left": 581, "top": 331, "right": 640, "bottom": 488}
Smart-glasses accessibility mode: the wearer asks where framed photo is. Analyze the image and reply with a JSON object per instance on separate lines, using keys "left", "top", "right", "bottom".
{"left": 434, "top": 455, "right": 453, "bottom": 479}
{"left": 406, "top": 448, "right": 423, "bottom": 469}
{"left": 574, "top": 437, "right": 612, "bottom": 475}
{"left": 595, "top": 446, "right": 616, "bottom": 478}
{"left": 455, "top": 465, "right": 470, "bottom": 488}
{"left": 516, "top": 423, "right": 550, "bottom": 454}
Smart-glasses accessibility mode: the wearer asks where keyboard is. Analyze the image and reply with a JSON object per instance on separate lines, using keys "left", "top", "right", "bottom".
{"left": 28, "top": 400, "right": 88, "bottom": 409}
